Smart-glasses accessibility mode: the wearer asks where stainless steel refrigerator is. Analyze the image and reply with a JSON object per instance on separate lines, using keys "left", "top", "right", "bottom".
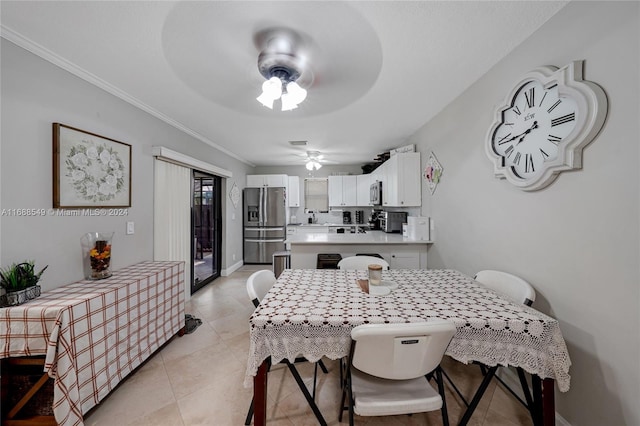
{"left": 243, "top": 187, "right": 287, "bottom": 264}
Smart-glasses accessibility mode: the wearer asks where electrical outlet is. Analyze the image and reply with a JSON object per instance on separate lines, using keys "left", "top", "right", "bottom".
{"left": 232, "top": 254, "right": 236, "bottom": 261}
{"left": 126, "top": 221, "right": 135, "bottom": 235}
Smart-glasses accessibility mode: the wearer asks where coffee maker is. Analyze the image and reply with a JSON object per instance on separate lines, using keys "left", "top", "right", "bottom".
{"left": 343, "top": 211, "right": 352, "bottom": 224}
{"left": 368, "top": 209, "right": 382, "bottom": 230}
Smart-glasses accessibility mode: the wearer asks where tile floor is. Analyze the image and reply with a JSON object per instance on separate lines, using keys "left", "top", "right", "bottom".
{"left": 84, "top": 266, "right": 533, "bottom": 426}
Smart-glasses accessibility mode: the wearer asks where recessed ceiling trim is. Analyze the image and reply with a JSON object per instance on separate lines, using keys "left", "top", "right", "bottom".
{"left": 0, "top": 25, "right": 254, "bottom": 167}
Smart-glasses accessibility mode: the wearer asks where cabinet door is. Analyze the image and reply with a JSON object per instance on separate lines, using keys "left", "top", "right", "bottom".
{"left": 387, "top": 252, "right": 420, "bottom": 269}
{"left": 398, "top": 153, "right": 421, "bottom": 206}
{"left": 356, "top": 174, "right": 373, "bottom": 206}
{"left": 328, "top": 176, "right": 343, "bottom": 206}
{"left": 288, "top": 176, "right": 300, "bottom": 207}
{"left": 342, "top": 176, "right": 358, "bottom": 206}
{"left": 246, "top": 175, "right": 264, "bottom": 187}
{"left": 264, "top": 175, "right": 287, "bottom": 187}
{"left": 381, "top": 158, "right": 398, "bottom": 207}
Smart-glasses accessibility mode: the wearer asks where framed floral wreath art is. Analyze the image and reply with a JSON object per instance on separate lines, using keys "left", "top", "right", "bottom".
{"left": 53, "top": 123, "right": 131, "bottom": 208}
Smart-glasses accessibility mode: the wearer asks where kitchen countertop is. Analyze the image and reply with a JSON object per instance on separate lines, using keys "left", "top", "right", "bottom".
{"left": 285, "top": 230, "right": 431, "bottom": 245}
{"left": 288, "top": 223, "right": 369, "bottom": 227}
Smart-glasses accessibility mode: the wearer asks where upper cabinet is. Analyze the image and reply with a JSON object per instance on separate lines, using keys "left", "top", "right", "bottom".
{"left": 288, "top": 176, "right": 300, "bottom": 207}
{"left": 381, "top": 152, "right": 421, "bottom": 207}
{"left": 246, "top": 174, "right": 288, "bottom": 188}
{"left": 356, "top": 174, "right": 374, "bottom": 206}
{"left": 328, "top": 175, "right": 358, "bottom": 207}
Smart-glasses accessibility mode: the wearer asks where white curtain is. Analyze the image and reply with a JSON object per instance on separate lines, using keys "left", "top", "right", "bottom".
{"left": 154, "top": 159, "right": 192, "bottom": 301}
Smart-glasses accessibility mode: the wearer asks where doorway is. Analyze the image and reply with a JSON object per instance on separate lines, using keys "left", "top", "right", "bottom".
{"left": 192, "top": 171, "right": 222, "bottom": 294}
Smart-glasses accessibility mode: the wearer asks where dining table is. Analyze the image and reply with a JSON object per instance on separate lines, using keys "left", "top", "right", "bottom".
{"left": 245, "top": 268, "right": 571, "bottom": 426}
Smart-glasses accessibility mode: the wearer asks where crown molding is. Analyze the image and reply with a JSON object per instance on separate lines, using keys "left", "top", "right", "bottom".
{"left": 1, "top": 25, "right": 253, "bottom": 166}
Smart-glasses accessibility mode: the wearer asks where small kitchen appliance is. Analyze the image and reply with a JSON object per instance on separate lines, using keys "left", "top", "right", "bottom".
{"left": 380, "top": 211, "right": 408, "bottom": 233}
{"left": 369, "top": 181, "right": 382, "bottom": 206}
{"left": 343, "top": 211, "right": 352, "bottom": 224}
{"left": 368, "top": 209, "right": 383, "bottom": 230}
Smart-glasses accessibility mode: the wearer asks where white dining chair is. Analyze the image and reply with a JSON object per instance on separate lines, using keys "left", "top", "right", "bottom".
{"left": 337, "top": 255, "right": 390, "bottom": 270}
{"left": 339, "top": 320, "right": 456, "bottom": 426}
{"left": 443, "top": 269, "right": 537, "bottom": 423}
{"left": 246, "top": 269, "right": 277, "bottom": 308}
{"left": 244, "top": 269, "right": 328, "bottom": 426}
{"left": 474, "top": 269, "right": 536, "bottom": 306}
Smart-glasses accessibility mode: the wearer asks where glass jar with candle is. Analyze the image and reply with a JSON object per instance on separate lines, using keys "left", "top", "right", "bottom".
{"left": 368, "top": 264, "right": 382, "bottom": 286}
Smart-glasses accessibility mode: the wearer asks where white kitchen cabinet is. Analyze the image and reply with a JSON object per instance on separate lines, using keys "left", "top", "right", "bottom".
{"left": 295, "top": 226, "right": 329, "bottom": 234}
{"left": 246, "top": 174, "right": 288, "bottom": 188}
{"left": 288, "top": 176, "right": 300, "bottom": 207}
{"left": 356, "top": 174, "right": 374, "bottom": 206}
{"left": 328, "top": 175, "right": 358, "bottom": 207}
{"left": 381, "top": 152, "right": 421, "bottom": 207}
{"left": 385, "top": 252, "right": 420, "bottom": 269}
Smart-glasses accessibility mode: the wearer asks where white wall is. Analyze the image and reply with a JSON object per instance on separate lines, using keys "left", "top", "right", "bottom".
{"left": 408, "top": 2, "right": 639, "bottom": 424}
{"left": 0, "top": 40, "right": 252, "bottom": 289}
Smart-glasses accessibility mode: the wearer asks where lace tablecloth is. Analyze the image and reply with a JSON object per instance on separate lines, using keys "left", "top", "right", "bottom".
{"left": 245, "top": 269, "right": 571, "bottom": 392}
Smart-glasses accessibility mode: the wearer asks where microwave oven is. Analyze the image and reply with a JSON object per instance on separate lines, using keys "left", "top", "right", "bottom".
{"left": 370, "top": 181, "right": 382, "bottom": 205}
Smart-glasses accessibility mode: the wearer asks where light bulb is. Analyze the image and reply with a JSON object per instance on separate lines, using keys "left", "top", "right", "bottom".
{"left": 306, "top": 161, "right": 314, "bottom": 171}
{"left": 281, "top": 81, "right": 307, "bottom": 111}
{"left": 256, "top": 77, "right": 283, "bottom": 109}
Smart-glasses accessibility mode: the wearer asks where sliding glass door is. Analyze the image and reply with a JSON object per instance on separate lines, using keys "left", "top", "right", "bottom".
{"left": 192, "top": 171, "right": 222, "bottom": 293}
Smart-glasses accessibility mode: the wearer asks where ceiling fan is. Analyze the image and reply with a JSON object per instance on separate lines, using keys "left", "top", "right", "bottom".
{"left": 305, "top": 151, "right": 324, "bottom": 170}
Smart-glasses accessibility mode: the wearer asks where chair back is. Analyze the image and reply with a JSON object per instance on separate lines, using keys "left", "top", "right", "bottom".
{"left": 246, "top": 269, "right": 276, "bottom": 307}
{"left": 350, "top": 320, "right": 455, "bottom": 380}
{"left": 338, "top": 256, "right": 390, "bottom": 270}
{"left": 474, "top": 270, "right": 536, "bottom": 306}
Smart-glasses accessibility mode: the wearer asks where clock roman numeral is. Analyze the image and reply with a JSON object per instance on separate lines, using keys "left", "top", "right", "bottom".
{"left": 525, "top": 154, "right": 535, "bottom": 173}
{"left": 538, "top": 91, "right": 548, "bottom": 107}
{"left": 525, "top": 87, "right": 535, "bottom": 108}
{"left": 548, "top": 134, "right": 562, "bottom": 145}
{"left": 547, "top": 99, "right": 562, "bottom": 113}
{"left": 539, "top": 148, "right": 550, "bottom": 159}
{"left": 513, "top": 151, "right": 522, "bottom": 165}
{"left": 551, "top": 113, "right": 575, "bottom": 127}
{"left": 512, "top": 105, "right": 521, "bottom": 116}
{"left": 504, "top": 122, "right": 515, "bottom": 126}
{"left": 505, "top": 145, "right": 514, "bottom": 158}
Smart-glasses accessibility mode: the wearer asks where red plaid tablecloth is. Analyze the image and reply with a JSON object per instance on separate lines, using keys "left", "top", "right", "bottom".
{"left": 0, "top": 260, "right": 185, "bottom": 426}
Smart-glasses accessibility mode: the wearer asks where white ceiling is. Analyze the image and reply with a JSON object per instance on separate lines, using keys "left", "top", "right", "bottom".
{"left": 1, "top": 1, "right": 568, "bottom": 168}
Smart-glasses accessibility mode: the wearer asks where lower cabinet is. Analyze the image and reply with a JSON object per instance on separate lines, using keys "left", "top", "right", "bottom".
{"left": 383, "top": 252, "right": 420, "bottom": 269}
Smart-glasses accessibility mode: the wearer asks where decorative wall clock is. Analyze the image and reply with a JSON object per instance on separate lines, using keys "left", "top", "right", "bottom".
{"left": 486, "top": 60, "right": 608, "bottom": 191}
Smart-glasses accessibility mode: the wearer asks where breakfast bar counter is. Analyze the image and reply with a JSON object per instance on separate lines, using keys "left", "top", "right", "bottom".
{"left": 286, "top": 230, "right": 432, "bottom": 269}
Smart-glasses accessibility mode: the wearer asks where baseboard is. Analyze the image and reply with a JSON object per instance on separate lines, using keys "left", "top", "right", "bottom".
{"left": 221, "top": 260, "right": 243, "bottom": 276}
{"left": 497, "top": 368, "right": 572, "bottom": 426}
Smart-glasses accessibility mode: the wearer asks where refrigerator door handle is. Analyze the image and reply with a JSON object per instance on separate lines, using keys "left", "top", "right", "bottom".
{"left": 245, "top": 239, "right": 286, "bottom": 243}
{"left": 262, "top": 187, "right": 268, "bottom": 224}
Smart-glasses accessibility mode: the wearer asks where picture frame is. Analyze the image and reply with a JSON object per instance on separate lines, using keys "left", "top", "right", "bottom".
{"left": 53, "top": 123, "right": 131, "bottom": 208}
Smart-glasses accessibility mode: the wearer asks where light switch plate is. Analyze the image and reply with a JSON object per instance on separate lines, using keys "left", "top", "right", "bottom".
{"left": 126, "top": 221, "right": 135, "bottom": 235}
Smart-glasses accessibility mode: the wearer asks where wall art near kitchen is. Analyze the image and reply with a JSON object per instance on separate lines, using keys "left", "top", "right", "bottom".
{"left": 53, "top": 123, "right": 131, "bottom": 208}
{"left": 229, "top": 181, "right": 240, "bottom": 209}
{"left": 424, "top": 151, "right": 443, "bottom": 195}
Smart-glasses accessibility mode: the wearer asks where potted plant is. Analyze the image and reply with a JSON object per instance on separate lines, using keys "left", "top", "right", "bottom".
{"left": 0, "top": 261, "right": 48, "bottom": 307}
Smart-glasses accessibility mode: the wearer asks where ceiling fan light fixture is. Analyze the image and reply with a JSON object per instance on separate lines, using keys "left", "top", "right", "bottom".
{"left": 306, "top": 160, "right": 322, "bottom": 171}
{"left": 256, "top": 77, "right": 283, "bottom": 109}
{"left": 256, "top": 29, "right": 309, "bottom": 111}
